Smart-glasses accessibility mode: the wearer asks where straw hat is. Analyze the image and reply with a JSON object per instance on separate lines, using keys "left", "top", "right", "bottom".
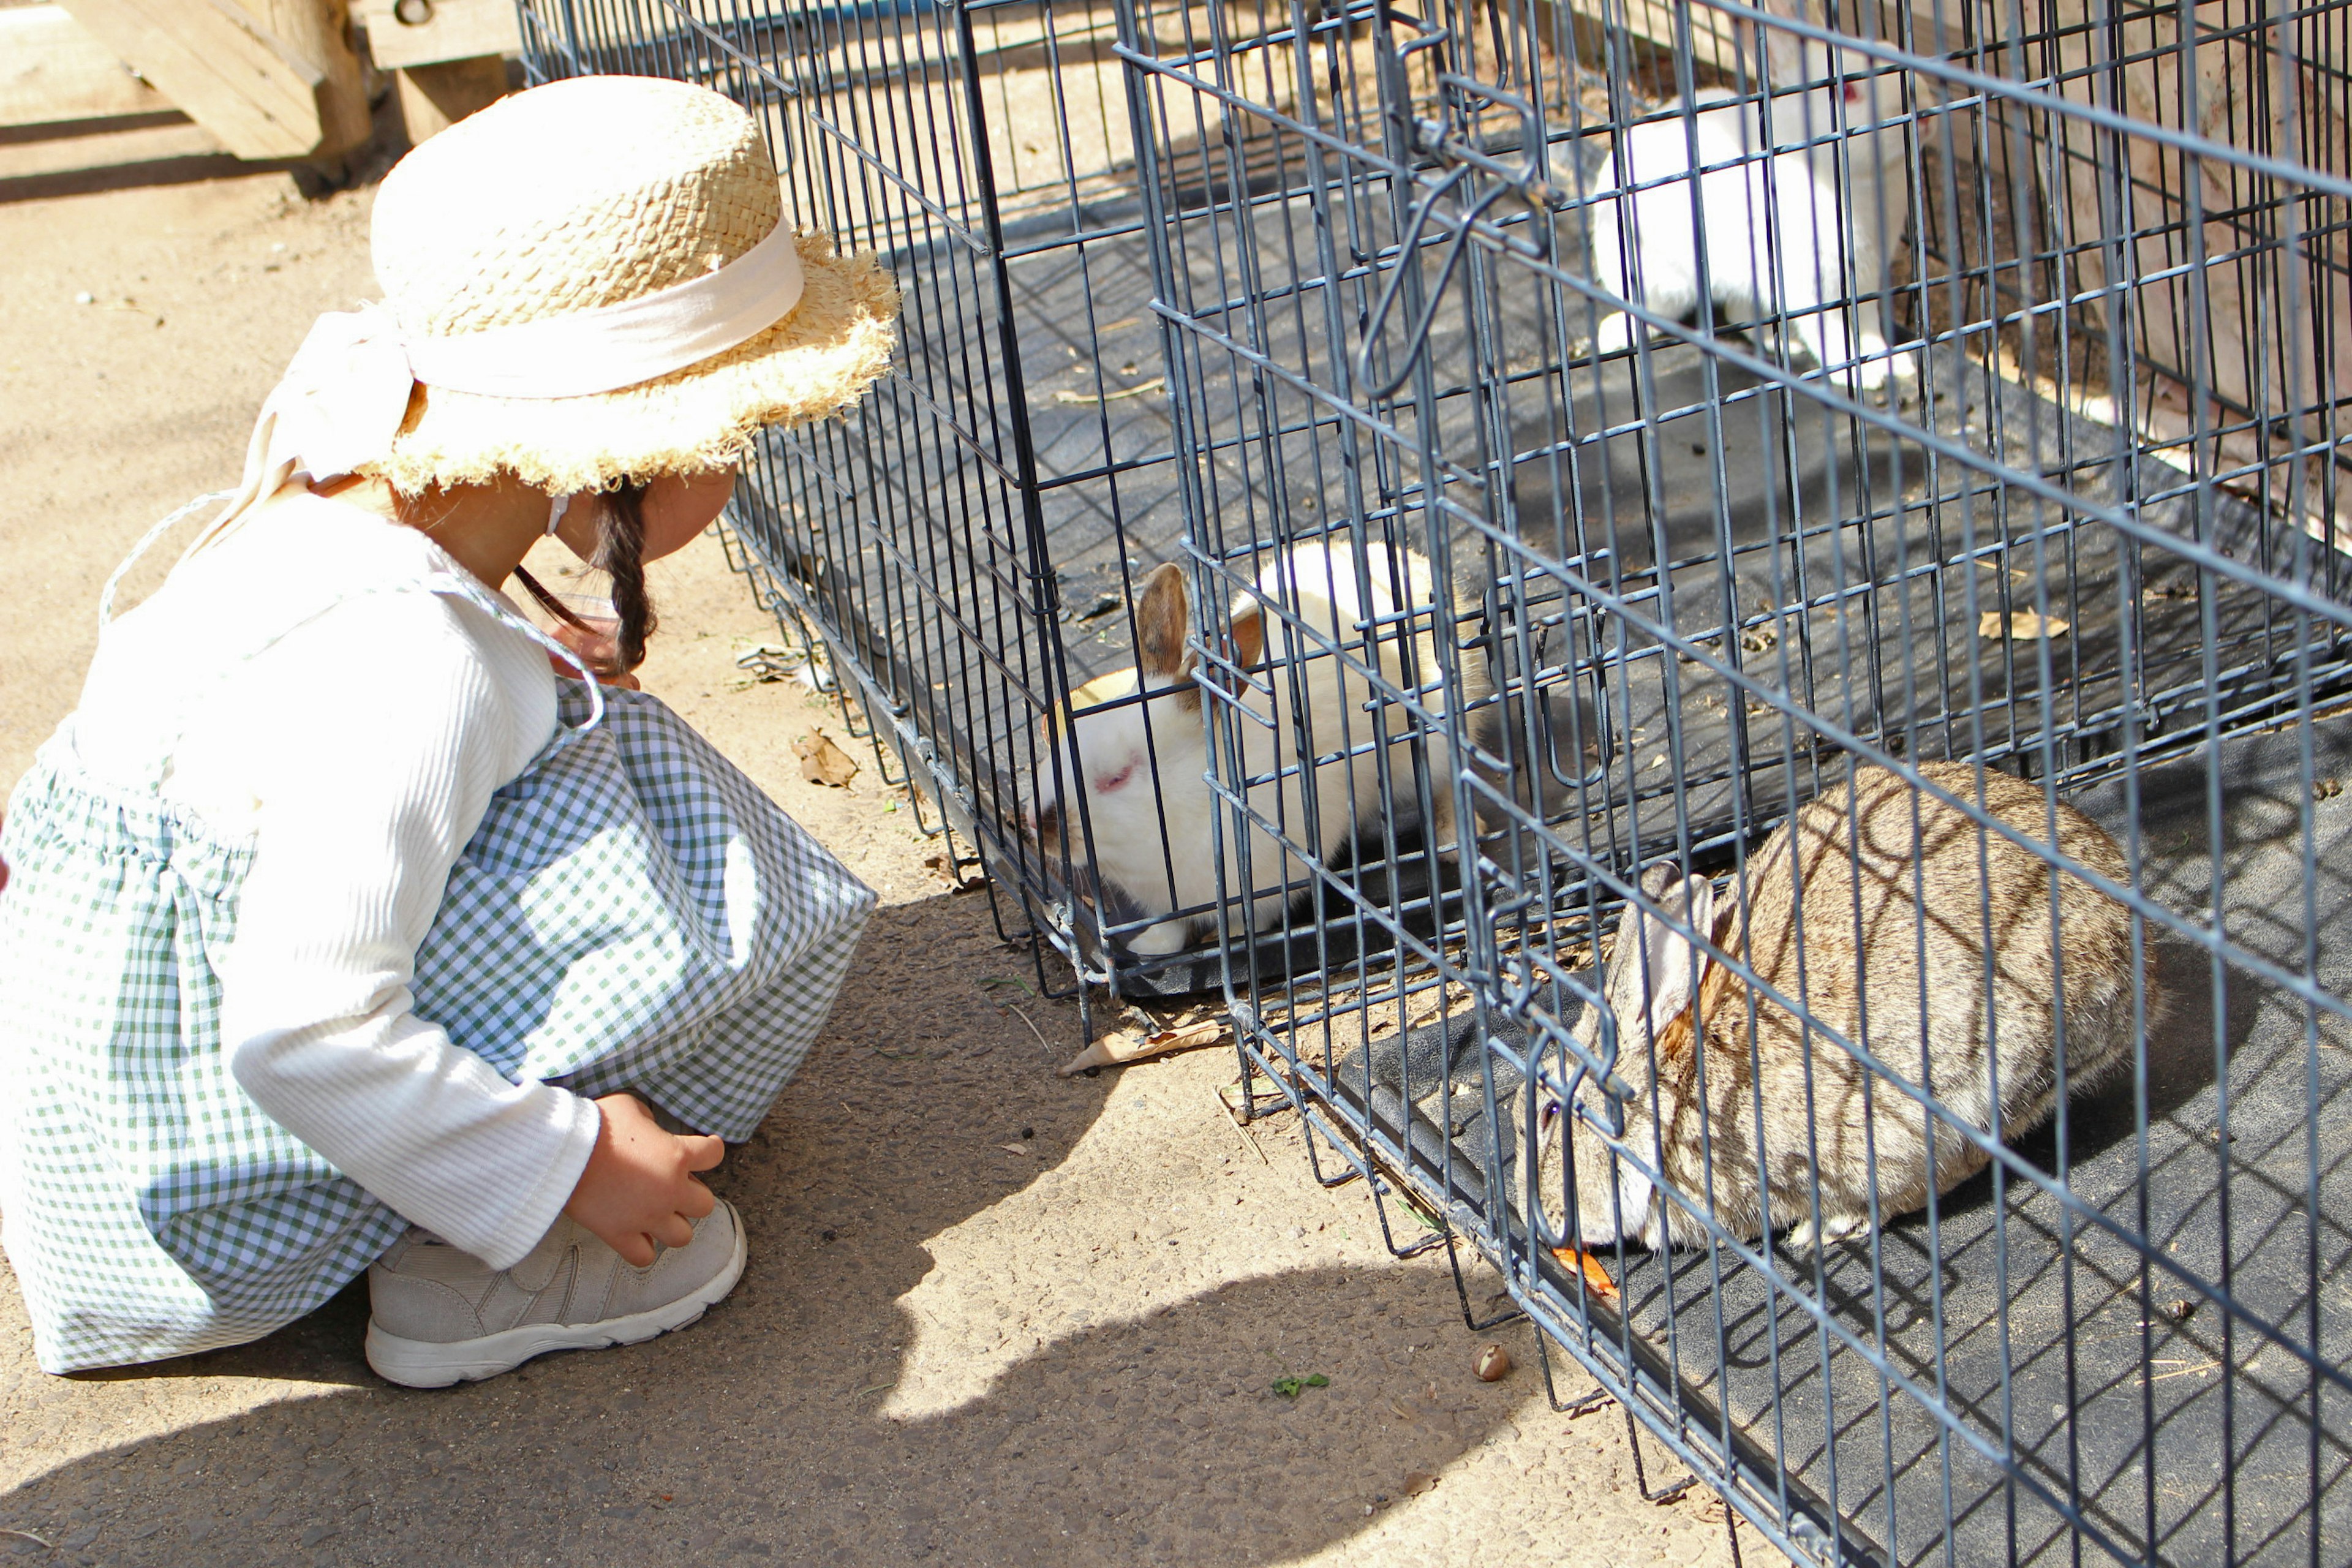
{"left": 364, "top": 75, "right": 898, "bottom": 494}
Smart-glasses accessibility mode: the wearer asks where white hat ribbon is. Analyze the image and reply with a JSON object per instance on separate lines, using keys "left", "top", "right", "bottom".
{"left": 190, "top": 217, "right": 807, "bottom": 552}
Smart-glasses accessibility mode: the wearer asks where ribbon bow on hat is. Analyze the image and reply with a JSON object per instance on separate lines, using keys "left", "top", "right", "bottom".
{"left": 265, "top": 303, "right": 420, "bottom": 484}
{"left": 179, "top": 303, "right": 417, "bottom": 559}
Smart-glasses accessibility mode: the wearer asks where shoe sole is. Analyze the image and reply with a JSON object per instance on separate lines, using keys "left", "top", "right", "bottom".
{"left": 363, "top": 1218, "right": 748, "bottom": 1390}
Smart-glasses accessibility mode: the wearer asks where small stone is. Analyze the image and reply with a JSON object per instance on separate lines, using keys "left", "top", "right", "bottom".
{"left": 1474, "top": 1343, "right": 1512, "bottom": 1382}
{"left": 75, "top": 292, "right": 94, "bottom": 305}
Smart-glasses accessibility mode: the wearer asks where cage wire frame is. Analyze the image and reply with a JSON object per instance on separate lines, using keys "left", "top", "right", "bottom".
{"left": 1124, "top": 0, "right": 2352, "bottom": 1562}
{"left": 522, "top": 0, "right": 1264, "bottom": 1039}
{"left": 523, "top": 0, "right": 2352, "bottom": 1561}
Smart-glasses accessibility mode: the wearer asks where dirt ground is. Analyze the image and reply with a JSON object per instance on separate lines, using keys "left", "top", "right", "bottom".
{"left": 0, "top": 164, "right": 1763, "bottom": 1566}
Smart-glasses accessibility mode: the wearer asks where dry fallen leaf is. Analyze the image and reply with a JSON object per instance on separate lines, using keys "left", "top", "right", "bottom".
{"left": 1551, "top": 1245, "right": 1621, "bottom": 1301}
{"left": 1978, "top": 609, "right": 2070, "bottom": 641}
{"left": 792, "top": 729, "right": 860, "bottom": 787}
{"left": 1049, "top": 375, "right": 1166, "bottom": 405}
{"left": 999, "top": 1142, "right": 1033, "bottom": 1158}
{"left": 1402, "top": 1470, "right": 1439, "bottom": 1497}
{"left": 1058, "top": 1018, "right": 1226, "bottom": 1076}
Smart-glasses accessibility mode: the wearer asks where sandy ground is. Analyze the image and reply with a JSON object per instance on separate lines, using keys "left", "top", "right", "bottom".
{"left": 0, "top": 165, "right": 1763, "bottom": 1566}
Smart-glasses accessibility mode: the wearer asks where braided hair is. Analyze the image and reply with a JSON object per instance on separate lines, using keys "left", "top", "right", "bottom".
{"left": 511, "top": 482, "right": 659, "bottom": 678}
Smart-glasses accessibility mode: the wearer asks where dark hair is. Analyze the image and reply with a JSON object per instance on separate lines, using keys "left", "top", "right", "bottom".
{"left": 513, "top": 482, "right": 659, "bottom": 677}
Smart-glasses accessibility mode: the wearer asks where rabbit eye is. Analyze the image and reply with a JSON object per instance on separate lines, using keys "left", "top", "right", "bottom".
{"left": 1093, "top": 763, "right": 1136, "bottom": 794}
{"left": 1539, "top": 1098, "right": 1562, "bottom": 1131}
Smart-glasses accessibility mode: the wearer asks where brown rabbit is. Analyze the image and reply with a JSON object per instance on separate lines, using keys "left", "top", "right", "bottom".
{"left": 1526, "top": 761, "right": 2160, "bottom": 1251}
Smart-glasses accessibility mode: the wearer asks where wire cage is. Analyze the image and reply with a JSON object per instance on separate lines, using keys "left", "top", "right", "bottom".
{"left": 522, "top": 0, "right": 2352, "bottom": 1560}
{"left": 1118, "top": 0, "right": 2352, "bottom": 1561}
{"left": 521, "top": 0, "right": 1255, "bottom": 1016}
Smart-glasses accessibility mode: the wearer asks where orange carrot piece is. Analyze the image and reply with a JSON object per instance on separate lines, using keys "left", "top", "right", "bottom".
{"left": 1551, "top": 1245, "right": 1621, "bottom": 1301}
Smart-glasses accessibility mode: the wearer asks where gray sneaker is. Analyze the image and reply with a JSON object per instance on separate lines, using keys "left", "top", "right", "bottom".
{"left": 363, "top": 1201, "right": 747, "bottom": 1389}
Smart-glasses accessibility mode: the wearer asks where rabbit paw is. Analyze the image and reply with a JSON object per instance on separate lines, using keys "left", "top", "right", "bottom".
{"left": 1844, "top": 341, "right": 1921, "bottom": 407}
{"left": 1125, "top": 918, "right": 1197, "bottom": 957}
{"left": 1888, "top": 349, "right": 1923, "bottom": 409}
{"left": 1593, "top": 311, "right": 1637, "bottom": 360}
{"left": 1783, "top": 1212, "right": 1874, "bottom": 1252}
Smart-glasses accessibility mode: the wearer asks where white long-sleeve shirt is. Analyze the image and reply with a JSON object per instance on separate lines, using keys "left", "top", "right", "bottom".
{"left": 67, "top": 489, "right": 600, "bottom": 1270}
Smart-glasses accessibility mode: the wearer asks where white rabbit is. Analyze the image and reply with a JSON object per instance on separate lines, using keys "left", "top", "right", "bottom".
{"left": 1020, "top": 540, "right": 1471, "bottom": 956}
{"left": 1582, "top": 7, "right": 1918, "bottom": 400}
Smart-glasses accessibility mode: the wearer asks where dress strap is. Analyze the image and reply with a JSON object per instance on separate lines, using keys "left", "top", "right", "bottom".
{"left": 98, "top": 490, "right": 233, "bottom": 629}
{"left": 417, "top": 567, "right": 606, "bottom": 734}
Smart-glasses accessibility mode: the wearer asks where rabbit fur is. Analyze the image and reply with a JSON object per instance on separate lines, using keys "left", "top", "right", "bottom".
{"left": 1021, "top": 540, "right": 1476, "bottom": 956}
{"left": 1582, "top": 6, "right": 1918, "bottom": 399}
{"left": 1526, "top": 761, "right": 2158, "bottom": 1252}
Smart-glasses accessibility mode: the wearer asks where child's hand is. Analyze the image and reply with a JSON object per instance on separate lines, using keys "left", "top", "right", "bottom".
{"left": 548, "top": 622, "right": 641, "bottom": 690}
{"left": 563, "top": 1093, "right": 723, "bottom": 1265}
{"left": 544, "top": 644, "right": 642, "bottom": 690}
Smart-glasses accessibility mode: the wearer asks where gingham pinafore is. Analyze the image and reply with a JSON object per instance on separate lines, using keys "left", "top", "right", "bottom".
{"left": 0, "top": 511, "right": 876, "bottom": 1374}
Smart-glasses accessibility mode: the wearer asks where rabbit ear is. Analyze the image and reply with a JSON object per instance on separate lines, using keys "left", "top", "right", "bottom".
{"left": 1134, "top": 563, "right": 1194, "bottom": 685}
{"left": 1625, "top": 876, "right": 1713, "bottom": 1250}
{"left": 1228, "top": 592, "right": 1267, "bottom": 673}
{"left": 1619, "top": 876, "right": 1706, "bottom": 1050}
{"left": 1678, "top": 876, "right": 1717, "bottom": 1003}
{"left": 1753, "top": 0, "right": 1807, "bottom": 79}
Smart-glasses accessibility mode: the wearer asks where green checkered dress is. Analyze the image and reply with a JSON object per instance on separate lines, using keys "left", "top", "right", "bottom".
{"left": 0, "top": 529, "right": 875, "bottom": 1374}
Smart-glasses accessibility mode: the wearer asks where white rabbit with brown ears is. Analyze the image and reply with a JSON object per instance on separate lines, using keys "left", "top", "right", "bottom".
{"left": 1581, "top": 0, "right": 1920, "bottom": 401}
{"left": 1020, "top": 540, "right": 1475, "bottom": 957}
{"left": 1525, "top": 761, "right": 2160, "bottom": 1253}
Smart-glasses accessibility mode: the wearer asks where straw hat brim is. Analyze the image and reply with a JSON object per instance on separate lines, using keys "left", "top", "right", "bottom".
{"left": 372, "top": 230, "right": 899, "bottom": 494}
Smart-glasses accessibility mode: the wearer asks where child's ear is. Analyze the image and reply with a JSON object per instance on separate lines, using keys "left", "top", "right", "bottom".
{"left": 1134, "top": 563, "right": 1193, "bottom": 685}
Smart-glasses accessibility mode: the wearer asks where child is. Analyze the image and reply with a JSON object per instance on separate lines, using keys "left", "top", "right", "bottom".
{"left": 0, "top": 77, "right": 897, "bottom": 1387}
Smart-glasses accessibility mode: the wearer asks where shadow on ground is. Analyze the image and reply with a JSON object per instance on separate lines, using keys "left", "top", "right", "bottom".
{"left": 0, "top": 884, "right": 1510, "bottom": 1567}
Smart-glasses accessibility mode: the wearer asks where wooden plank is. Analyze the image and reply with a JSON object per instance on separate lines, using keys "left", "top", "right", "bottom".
{"left": 357, "top": 0, "right": 518, "bottom": 70}
{"left": 0, "top": 5, "right": 173, "bottom": 130}
{"left": 241, "top": 0, "right": 371, "bottom": 154}
{"left": 57, "top": 0, "right": 326, "bottom": 159}
{"left": 392, "top": 54, "right": 507, "bottom": 142}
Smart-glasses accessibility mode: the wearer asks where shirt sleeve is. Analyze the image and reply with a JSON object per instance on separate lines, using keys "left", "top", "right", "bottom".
{"left": 217, "top": 589, "right": 599, "bottom": 1270}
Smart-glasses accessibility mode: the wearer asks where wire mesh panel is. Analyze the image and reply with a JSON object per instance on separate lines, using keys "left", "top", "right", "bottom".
{"left": 1117, "top": 0, "right": 2352, "bottom": 1561}
{"left": 521, "top": 0, "right": 1252, "bottom": 1005}
{"left": 521, "top": 0, "right": 2352, "bottom": 1558}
